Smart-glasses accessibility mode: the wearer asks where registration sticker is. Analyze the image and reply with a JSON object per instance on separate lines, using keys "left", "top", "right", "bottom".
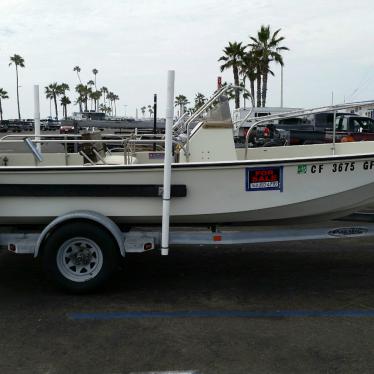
{"left": 245, "top": 166, "right": 283, "bottom": 192}
{"left": 149, "top": 152, "right": 164, "bottom": 160}
{"left": 297, "top": 164, "right": 307, "bottom": 174}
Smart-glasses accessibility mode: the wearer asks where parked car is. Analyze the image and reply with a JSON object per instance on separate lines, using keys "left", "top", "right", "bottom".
{"left": 22, "top": 119, "right": 34, "bottom": 132}
{"left": 277, "top": 113, "right": 374, "bottom": 144}
{"left": 240, "top": 113, "right": 374, "bottom": 146}
{"left": 43, "top": 119, "right": 61, "bottom": 131}
{"left": 325, "top": 115, "right": 374, "bottom": 142}
{"left": 0, "top": 120, "right": 9, "bottom": 132}
{"left": 275, "top": 113, "right": 335, "bottom": 145}
{"left": 60, "top": 124, "right": 75, "bottom": 134}
{"left": 8, "top": 120, "right": 23, "bottom": 132}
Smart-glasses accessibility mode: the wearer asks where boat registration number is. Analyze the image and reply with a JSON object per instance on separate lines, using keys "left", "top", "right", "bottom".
{"left": 245, "top": 167, "right": 283, "bottom": 192}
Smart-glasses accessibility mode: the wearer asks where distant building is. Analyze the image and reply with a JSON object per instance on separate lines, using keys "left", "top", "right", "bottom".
{"left": 352, "top": 106, "right": 374, "bottom": 119}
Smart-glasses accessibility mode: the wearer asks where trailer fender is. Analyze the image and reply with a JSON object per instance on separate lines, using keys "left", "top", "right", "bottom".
{"left": 34, "top": 210, "right": 125, "bottom": 258}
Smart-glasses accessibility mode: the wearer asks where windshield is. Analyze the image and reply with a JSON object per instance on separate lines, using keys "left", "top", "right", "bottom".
{"left": 335, "top": 117, "right": 374, "bottom": 132}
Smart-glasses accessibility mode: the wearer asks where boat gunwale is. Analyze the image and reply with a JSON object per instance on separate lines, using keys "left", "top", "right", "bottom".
{"left": 1, "top": 152, "right": 374, "bottom": 172}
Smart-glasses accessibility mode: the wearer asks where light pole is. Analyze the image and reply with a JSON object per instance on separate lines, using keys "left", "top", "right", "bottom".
{"left": 17, "top": 85, "right": 22, "bottom": 120}
{"left": 280, "top": 66, "right": 284, "bottom": 108}
{"left": 123, "top": 105, "right": 128, "bottom": 117}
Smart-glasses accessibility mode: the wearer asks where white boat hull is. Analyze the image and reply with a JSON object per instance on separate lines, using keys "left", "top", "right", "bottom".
{"left": 1, "top": 153, "right": 374, "bottom": 225}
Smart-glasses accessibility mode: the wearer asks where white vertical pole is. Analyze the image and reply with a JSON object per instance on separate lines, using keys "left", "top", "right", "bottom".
{"left": 161, "top": 70, "right": 175, "bottom": 256}
{"left": 332, "top": 110, "right": 336, "bottom": 155}
{"left": 34, "top": 85, "right": 41, "bottom": 152}
{"left": 280, "top": 66, "right": 284, "bottom": 108}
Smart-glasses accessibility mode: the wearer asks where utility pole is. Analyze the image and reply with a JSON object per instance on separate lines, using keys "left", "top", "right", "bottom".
{"left": 34, "top": 85, "right": 41, "bottom": 152}
{"left": 153, "top": 94, "right": 157, "bottom": 151}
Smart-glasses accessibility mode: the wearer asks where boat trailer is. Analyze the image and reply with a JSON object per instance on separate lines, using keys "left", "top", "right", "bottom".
{"left": 1, "top": 213, "right": 374, "bottom": 256}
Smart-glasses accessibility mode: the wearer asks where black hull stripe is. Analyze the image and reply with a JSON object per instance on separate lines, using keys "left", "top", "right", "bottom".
{"left": 0, "top": 184, "right": 187, "bottom": 197}
{"left": 1, "top": 153, "right": 374, "bottom": 172}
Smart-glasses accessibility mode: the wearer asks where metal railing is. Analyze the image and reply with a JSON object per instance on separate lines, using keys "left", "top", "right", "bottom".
{"left": 0, "top": 85, "right": 256, "bottom": 165}
{"left": 243, "top": 100, "right": 374, "bottom": 159}
{"left": 0, "top": 133, "right": 183, "bottom": 166}
{"left": 172, "top": 112, "right": 190, "bottom": 136}
{"left": 0, "top": 132, "right": 166, "bottom": 143}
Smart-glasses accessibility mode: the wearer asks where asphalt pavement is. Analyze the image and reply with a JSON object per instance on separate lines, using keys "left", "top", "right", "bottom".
{"left": 1, "top": 239, "right": 374, "bottom": 373}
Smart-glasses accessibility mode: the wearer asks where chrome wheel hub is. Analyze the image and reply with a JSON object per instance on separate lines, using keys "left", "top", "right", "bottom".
{"left": 56, "top": 238, "right": 103, "bottom": 282}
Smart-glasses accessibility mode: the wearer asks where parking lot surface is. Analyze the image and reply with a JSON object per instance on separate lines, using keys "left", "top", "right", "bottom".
{"left": 1, "top": 238, "right": 374, "bottom": 373}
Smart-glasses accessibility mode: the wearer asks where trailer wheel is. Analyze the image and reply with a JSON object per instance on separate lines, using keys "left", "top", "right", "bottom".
{"left": 42, "top": 222, "right": 119, "bottom": 293}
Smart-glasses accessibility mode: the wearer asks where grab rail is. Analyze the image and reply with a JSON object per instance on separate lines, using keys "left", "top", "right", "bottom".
{"left": 243, "top": 100, "right": 374, "bottom": 159}
{"left": 0, "top": 132, "right": 166, "bottom": 142}
{"left": 172, "top": 112, "right": 190, "bottom": 135}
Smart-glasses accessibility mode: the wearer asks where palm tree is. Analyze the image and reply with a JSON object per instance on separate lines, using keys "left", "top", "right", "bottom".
{"left": 106, "top": 92, "right": 114, "bottom": 116}
{"left": 92, "top": 69, "right": 98, "bottom": 90}
{"left": 194, "top": 93, "right": 207, "bottom": 110}
{"left": 86, "top": 80, "right": 95, "bottom": 109}
{"left": 240, "top": 50, "right": 257, "bottom": 107}
{"left": 147, "top": 105, "right": 153, "bottom": 118}
{"left": 75, "top": 84, "right": 91, "bottom": 112}
{"left": 250, "top": 48, "right": 264, "bottom": 107}
{"left": 249, "top": 25, "right": 289, "bottom": 107}
{"left": 113, "top": 94, "right": 119, "bottom": 116}
{"left": 140, "top": 106, "right": 146, "bottom": 118}
{"left": 0, "top": 88, "right": 9, "bottom": 122}
{"left": 9, "top": 54, "right": 25, "bottom": 120}
{"left": 174, "top": 95, "right": 189, "bottom": 117}
{"left": 60, "top": 96, "right": 71, "bottom": 120}
{"left": 75, "top": 96, "right": 85, "bottom": 113}
{"left": 45, "top": 83, "right": 64, "bottom": 119}
{"left": 59, "top": 83, "right": 70, "bottom": 96}
{"left": 73, "top": 66, "right": 82, "bottom": 83}
{"left": 101, "top": 86, "right": 108, "bottom": 106}
{"left": 99, "top": 104, "right": 111, "bottom": 114}
{"left": 90, "top": 90, "right": 102, "bottom": 112}
{"left": 218, "top": 42, "right": 246, "bottom": 109}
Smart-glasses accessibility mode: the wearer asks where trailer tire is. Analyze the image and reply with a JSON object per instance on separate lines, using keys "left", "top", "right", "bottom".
{"left": 42, "top": 221, "right": 119, "bottom": 293}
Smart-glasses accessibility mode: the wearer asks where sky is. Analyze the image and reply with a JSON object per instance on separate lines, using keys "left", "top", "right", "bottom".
{"left": 0, "top": 0, "right": 373, "bottom": 119}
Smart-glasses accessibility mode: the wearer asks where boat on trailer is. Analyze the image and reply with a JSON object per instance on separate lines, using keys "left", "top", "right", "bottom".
{"left": 1, "top": 87, "right": 374, "bottom": 226}
{"left": 2, "top": 78, "right": 374, "bottom": 292}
